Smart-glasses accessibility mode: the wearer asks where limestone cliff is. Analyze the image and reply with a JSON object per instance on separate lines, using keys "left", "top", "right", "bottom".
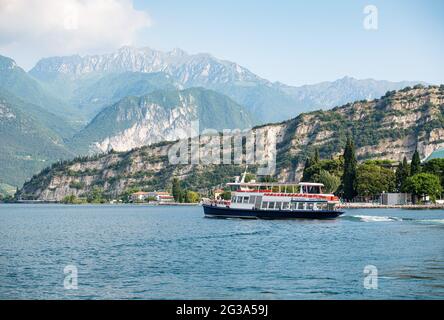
{"left": 18, "top": 85, "right": 444, "bottom": 201}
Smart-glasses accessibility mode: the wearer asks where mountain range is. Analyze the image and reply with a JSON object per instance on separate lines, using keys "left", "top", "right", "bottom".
{"left": 17, "top": 85, "right": 444, "bottom": 201}
{"left": 29, "top": 46, "right": 424, "bottom": 122}
{"left": 0, "top": 47, "right": 428, "bottom": 189}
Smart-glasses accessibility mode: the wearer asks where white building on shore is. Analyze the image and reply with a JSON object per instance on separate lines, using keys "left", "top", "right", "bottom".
{"left": 380, "top": 193, "right": 411, "bottom": 205}
{"left": 131, "top": 191, "right": 174, "bottom": 203}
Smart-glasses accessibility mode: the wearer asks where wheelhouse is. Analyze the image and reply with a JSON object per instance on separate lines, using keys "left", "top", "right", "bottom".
{"left": 227, "top": 182, "right": 324, "bottom": 194}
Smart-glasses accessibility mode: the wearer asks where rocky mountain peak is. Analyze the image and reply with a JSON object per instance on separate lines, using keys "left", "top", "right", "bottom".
{"left": 169, "top": 47, "right": 188, "bottom": 57}
{"left": 26, "top": 47, "right": 427, "bottom": 125}
{"left": 29, "top": 46, "right": 264, "bottom": 85}
{"left": 0, "top": 55, "right": 17, "bottom": 71}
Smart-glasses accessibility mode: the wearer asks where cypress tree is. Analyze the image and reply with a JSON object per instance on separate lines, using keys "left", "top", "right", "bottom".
{"left": 411, "top": 148, "right": 421, "bottom": 176}
{"left": 184, "top": 190, "right": 191, "bottom": 203}
{"left": 342, "top": 135, "right": 357, "bottom": 201}
{"left": 402, "top": 156, "right": 410, "bottom": 190}
{"left": 395, "top": 156, "right": 410, "bottom": 192}
{"left": 172, "top": 178, "right": 181, "bottom": 202}
{"left": 313, "top": 148, "right": 320, "bottom": 164}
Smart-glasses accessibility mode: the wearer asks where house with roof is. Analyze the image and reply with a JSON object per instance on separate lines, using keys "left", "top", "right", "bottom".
{"left": 131, "top": 191, "right": 151, "bottom": 202}
{"left": 150, "top": 191, "right": 174, "bottom": 203}
{"left": 130, "top": 191, "right": 174, "bottom": 203}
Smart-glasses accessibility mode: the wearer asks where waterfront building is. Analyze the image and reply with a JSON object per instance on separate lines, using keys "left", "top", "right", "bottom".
{"left": 380, "top": 193, "right": 412, "bottom": 205}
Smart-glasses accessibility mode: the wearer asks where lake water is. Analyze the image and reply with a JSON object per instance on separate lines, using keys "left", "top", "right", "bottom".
{"left": 0, "top": 204, "right": 443, "bottom": 299}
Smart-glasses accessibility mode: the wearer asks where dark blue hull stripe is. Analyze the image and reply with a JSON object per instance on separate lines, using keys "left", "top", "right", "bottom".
{"left": 203, "top": 205, "right": 344, "bottom": 220}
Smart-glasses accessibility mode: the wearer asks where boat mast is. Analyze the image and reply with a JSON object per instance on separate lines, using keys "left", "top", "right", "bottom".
{"left": 240, "top": 165, "right": 248, "bottom": 183}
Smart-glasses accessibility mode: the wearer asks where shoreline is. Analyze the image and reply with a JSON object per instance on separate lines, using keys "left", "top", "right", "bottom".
{"left": 2, "top": 201, "right": 201, "bottom": 206}
{"left": 2, "top": 201, "right": 444, "bottom": 210}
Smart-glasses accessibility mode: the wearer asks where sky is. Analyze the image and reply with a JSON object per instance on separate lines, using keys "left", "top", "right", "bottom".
{"left": 0, "top": 0, "right": 443, "bottom": 86}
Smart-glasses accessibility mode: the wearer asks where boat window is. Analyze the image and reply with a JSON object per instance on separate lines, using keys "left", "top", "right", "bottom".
{"left": 261, "top": 201, "right": 268, "bottom": 209}
{"left": 303, "top": 185, "right": 321, "bottom": 194}
{"left": 268, "top": 202, "right": 275, "bottom": 209}
{"left": 282, "top": 202, "right": 289, "bottom": 210}
{"left": 317, "top": 203, "right": 327, "bottom": 210}
{"left": 276, "top": 202, "right": 282, "bottom": 210}
{"left": 307, "top": 203, "right": 314, "bottom": 210}
{"left": 231, "top": 196, "right": 236, "bottom": 203}
{"left": 243, "top": 197, "right": 249, "bottom": 203}
{"left": 236, "top": 196, "right": 242, "bottom": 203}
{"left": 249, "top": 196, "right": 256, "bottom": 204}
{"left": 297, "top": 202, "right": 305, "bottom": 210}
{"left": 290, "top": 202, "right": 297, "bottom": 210}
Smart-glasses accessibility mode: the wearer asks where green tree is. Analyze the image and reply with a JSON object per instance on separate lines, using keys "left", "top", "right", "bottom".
{"left": 260, "top": 175, "right": 278, "bottom": 183}
{"left": 119, "top": 187, "right": 140, "bottom": 203}
{"left": 178, "top": 189, "right": 186, "bottom": 203}
{"left": 313, "top": 148, "right": 320, "bottom": 164}
{"left": 62, "top": 194, "right": 85, "bottom": 204}
{"left": 244, "top": 173, "right": 256, "bottom": 183}
{"left": 403, "top": 173, "right": 442, "bottom": 203}
{"left": 356, "top": 163, "right": 396, "bottom": 199}
{"left": 411, "top": 148, "right": 421, "bottom": 176}
{"left": 318, "top": 170, "right": 341, "bottom": 194}
{"left": 172, "top": 178, "right": 182, "bottom": 202}
{"left": 395, "top": 157, "right": 410, "bottom": 192}
{"left": 302, "top": 149, "right": 320, "bottom": 181}
{"left": 64, "top": 195, "right": 75, "bottom": 204}
{"left": 302, "top": 157, "right": 313, "bottom": 181}
{"left": 422, "top": 158, "right": 444, "bottom": 188}
{"left": 185, "top": 190, "right": 200, "bottom": 203}
{"left": 342, "top": 135, "right": 358, "bottom": 201}
{"left": 221, "top": 190, "right": 232, "bottom": 200}
{"left": 87, "top": 187, "right": 105, "bottom": 203}
{"left": 303, "top": 157, "right": 344, "bottom": 184}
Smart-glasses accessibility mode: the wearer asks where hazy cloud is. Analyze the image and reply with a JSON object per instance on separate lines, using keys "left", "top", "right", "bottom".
{"left": 0, "top": 0, "right": 151, "bottom": 69}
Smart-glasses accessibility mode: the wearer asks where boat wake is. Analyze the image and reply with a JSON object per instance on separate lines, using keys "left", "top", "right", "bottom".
{"left": 342, "top": 215, "right": 402, "bottom": 222}
{"left": 343, "top": 215, "right": 444, "bottom": 225}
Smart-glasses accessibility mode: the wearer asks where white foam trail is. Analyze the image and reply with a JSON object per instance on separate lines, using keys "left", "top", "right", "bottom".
{"left": 352, "top": 215, "right": 401, "bottom": 222}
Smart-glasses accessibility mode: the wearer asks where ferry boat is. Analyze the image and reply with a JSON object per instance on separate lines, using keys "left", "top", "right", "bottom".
{"left": 203, "top": 175, "right": 343, "bottom": 220}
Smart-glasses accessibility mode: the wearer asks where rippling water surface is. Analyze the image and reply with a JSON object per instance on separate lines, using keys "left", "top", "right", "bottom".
{"left": 0, "top": 204, "right": 443, "bottom": 299}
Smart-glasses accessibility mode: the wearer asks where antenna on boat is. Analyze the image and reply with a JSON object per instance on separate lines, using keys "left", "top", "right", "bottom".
{"left": 240, "top": 165, "right": 248, "bottom": 183}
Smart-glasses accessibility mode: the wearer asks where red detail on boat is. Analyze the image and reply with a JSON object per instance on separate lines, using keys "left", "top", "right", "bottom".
{"left": 233, "top": 190, "right": 339, "bottom": 202}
